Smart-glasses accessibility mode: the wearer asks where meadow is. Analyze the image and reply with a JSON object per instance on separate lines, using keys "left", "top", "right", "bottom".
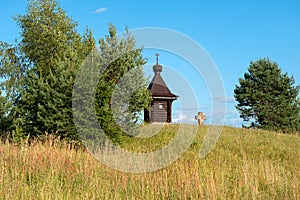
{"left": 1, "top": 125, "right": 300, "bottom": 199}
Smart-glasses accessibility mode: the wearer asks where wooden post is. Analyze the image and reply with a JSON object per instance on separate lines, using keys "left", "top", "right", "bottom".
{"left": 195, "top": 112, "right": 206, "bottom": 125}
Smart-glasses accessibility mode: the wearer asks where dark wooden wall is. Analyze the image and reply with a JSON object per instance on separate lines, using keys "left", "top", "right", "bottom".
{"left": 152, "top": 101, "right": 168, "bottom": 122}
{"left": 144, "top": 100, "right": 174, "bottom": 123}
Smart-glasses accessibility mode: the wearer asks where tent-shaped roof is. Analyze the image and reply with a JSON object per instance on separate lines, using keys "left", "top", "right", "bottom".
{"left": 148, "top": 63, "right": 178, "bottom": 100}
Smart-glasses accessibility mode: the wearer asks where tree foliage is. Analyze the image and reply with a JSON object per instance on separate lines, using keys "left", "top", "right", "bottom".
{"left": 0, "top": 0, "right": 151, "bottom": 143}
{"left": 234, "top": 58, "right": 300, "bottom": 133}
{"left": 94, "top": 24, "right": 151, "bottom": 143}
{"left": 0, "top": 41, "right": 29, "bottom": 106}
{"left": 0, "top": 96, "right": 12, "bottom": 137}
{"left": 0, "top": 0, "right": 94, "bottom": 141}
{"left": 17, "top": 60, "right": 78, "bottom": 140}
{"left": 15, "top": 0, "right": 84, "bottom": 76}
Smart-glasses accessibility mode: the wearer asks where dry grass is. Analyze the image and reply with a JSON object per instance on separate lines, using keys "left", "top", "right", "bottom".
{"left": 1, "top": 126, "right": 300, "bottom": 199}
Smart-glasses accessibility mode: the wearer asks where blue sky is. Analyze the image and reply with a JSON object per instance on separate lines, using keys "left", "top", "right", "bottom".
{"left": 1, "top": 0, "right": 300, "bottom": 126}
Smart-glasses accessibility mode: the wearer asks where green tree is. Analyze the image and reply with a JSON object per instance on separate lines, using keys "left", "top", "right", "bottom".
{"left": 0, "top": 41, "right": 29, "bottom": 108}
{"left": 0, "top": 41, "right": 29, "bottom": 138}
{"left": 0, "top": 96, "right": 12, "bottom": 138}
{"left": 1, "top": 0, "right": 150, "bottom": 143}
{"left": 234, "top": 58, "right": 300, "bottom": 133}
{"left": 94, "top": 24, "right": 151, "bottom": 143}
{"left": 15, "top": 0, "right": 85, "bottom": 77}
{"left": 1, "top": 0, "right": 95, "bottom": 140}
{"left": 17, "top": 56, "right": 79, "bottom": 140}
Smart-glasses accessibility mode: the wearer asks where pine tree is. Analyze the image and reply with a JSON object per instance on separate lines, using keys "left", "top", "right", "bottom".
{"left": 94, "top": 24, "right": 151, "bottom": 143}
{"left": 17, "top": 58, "right": 79, "bottom": 140}
{"left": 234, "top": 58, "right": 300, "bottom": 133}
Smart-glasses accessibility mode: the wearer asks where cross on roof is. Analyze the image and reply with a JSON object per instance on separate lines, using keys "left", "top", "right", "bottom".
{"left": 155, "top": 53, "right": 160, "bottom": 65}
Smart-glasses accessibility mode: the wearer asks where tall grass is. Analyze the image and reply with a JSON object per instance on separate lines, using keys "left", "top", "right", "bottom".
{"left": 1, "top": 126, "right": 300, "bottom": 199}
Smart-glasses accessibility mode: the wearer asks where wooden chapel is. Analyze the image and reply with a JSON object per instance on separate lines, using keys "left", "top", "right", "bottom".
{"left": 144, "top": 54, "right": 178, "bottom": 123}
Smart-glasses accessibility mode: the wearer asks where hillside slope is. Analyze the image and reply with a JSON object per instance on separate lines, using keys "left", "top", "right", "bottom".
{"left": 1, "top": 126, "right": 300, "bottom": 199}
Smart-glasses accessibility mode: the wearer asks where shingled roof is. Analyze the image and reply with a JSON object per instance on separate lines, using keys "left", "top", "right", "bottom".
{"left": 148, "top": 63, "right": 178, "bottom": 99}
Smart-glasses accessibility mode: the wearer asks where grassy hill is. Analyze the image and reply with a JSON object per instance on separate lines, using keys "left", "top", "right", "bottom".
{"left": 1, "top": 125, "right": 300, "bottom": 199}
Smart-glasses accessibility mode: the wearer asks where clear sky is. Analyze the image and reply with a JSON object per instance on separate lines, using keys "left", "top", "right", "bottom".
{"left": 1, "top": 0, "right": 300, "bottom": 126}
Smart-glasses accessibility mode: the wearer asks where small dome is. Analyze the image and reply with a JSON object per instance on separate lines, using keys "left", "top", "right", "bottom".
{"left": 153, "top": 64, "right": 162, "bottom": 74}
